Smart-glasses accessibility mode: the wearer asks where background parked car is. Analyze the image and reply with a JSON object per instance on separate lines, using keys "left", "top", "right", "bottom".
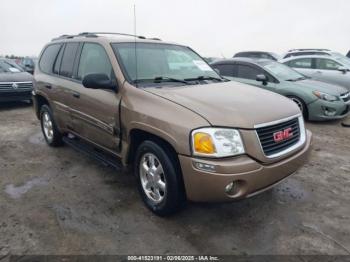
{"left": 347, "top": 50, "right": 350, "bottom": 58}
{"left": 211, "top": 58, "right": 350, "bottom": 121}
{"left": 233, "top": 51, "right": 280, "bottom": 61}
{"left": 281, "top": 55, "right": 350, "bottom": 90}
{"left": 0, "top": 58, "right": 34, "bottom": 102}
{"left": 20, "top": 57, "right": 37, "bottom": 74}
{"left": 282, "top": 49, "right": 350, "bottom": 60}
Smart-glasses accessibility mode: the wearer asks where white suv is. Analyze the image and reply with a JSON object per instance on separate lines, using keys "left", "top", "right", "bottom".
{"left": 282, "top": 49, "right": 349, "bottom": 60}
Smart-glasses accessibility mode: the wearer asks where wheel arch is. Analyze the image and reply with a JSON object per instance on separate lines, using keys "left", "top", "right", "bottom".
{"left": 126, "top": 128, "right": 180, "bottom": 168}
{"left": 34, "top": 93, "right": 50, "bottom": 119}
{"left": 286, "top": 94, "right": 309, "bottom": 119}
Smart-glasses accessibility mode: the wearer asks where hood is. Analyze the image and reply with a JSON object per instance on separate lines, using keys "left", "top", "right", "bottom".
{"left": 145, "top": 81, "right": 300, "bottom": 129}
{"left": 294, "top": 79, "right": 348, "bottom": 95}
{"left": 0, "top": 72, "right": 34, "bottom": 82}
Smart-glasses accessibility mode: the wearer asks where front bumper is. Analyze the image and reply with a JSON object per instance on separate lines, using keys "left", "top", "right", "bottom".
{"left": 308, "top": 99, "right": 350, "bottom": 121}
{"left": 179, "top": 130, "right": 312, "bottom": 202}
{"left": 0, "top": 90, "right": 32, "bottom": 102}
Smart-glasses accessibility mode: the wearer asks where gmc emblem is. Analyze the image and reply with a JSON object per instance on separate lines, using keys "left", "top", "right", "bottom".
{"left": 273, "top": 128, "right": 293, "bottom": 143}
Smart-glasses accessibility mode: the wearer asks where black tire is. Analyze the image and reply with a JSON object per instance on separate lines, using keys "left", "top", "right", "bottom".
{"left": 288, "top": 95, "right": 308, "bottom": 120}
{"left": 40, "top": 104, "right": 63, "bottom": 147}
{"left": 134, "top": 140, "right": 186, "bottom": 216}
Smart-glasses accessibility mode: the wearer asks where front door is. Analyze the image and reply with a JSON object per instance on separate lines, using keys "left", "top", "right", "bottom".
{"left": 69, "top": 42, "right": 121, "bottom": 152}
{"left": 313, "top": 58, "right": 350, "bottom": 89}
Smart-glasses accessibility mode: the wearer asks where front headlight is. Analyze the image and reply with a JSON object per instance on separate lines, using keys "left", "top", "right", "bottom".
{"left": 313, "top": 91, "right": 339, "bottom": 102}
{"left": 191, "top": 128, "right": 245, "bottom": 157}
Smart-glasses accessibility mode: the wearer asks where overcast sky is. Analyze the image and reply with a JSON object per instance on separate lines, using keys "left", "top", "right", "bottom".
{"left": 1, "top": 0, "right": 349, "bottom": 57}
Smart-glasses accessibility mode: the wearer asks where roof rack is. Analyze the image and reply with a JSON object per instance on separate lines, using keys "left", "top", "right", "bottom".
{"left": 51, "top": 32, "right": 161, "bottom": 41}
{"left": 288, "top": 48, "right": 331, "bottom": 52}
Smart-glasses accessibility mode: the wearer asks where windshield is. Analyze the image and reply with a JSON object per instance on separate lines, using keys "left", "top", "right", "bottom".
{"left": 0, "top": 59, "right": 24, "bottom": 73}
{"left": 331, "top": 52, "right": 350, "bottom": 62}
{"left": 260, "top": 61, "right": 305, "bottom": 81}
{"left": 112, "top": 43, "right": 220, "bottom": 84}
{"left": 333, "top": 56, "right": 350, "bottom": 68}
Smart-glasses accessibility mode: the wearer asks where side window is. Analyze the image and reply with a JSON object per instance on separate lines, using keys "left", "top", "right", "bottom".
{"left": 315, "top": 58, "right": 342, "bottom": 70}
{"left": 60, "top": 42, "right": 79, "bottom": 78}
{"left": 39, "top": 44, "right": 62, "bottom": 74}
{"left": 213, "top": 64, "right": 235, "bottom": 77}
{"left": 53, "top": 45, "right": 64, "bottom": 75}
{"left": 288, "top": 58, "right": 312, "bottom": 69}
{"left": 237, "top": 65, "right": 262, "bottom": 80}
{"left": 77, "top": 43, "right": 113, "bottom": 80}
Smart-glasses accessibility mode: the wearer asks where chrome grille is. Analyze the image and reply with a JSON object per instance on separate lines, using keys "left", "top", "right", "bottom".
{"left": 0, "top": 82, "right": 33, "bottom": 90}
{"left": 256, "top": 117, "right": 301, "bottom": 157}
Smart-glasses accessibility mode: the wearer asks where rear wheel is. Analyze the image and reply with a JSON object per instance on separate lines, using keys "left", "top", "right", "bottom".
{"left": 40, "top": 105, "right": 63, "bottom": 147}
{"left": 288, "top": 96, "right": 308, "bottom": 120}
{"left": 134, "top": 140, "right": 186, "bottom": 216}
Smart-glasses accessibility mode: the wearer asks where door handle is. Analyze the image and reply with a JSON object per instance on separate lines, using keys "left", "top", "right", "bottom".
{"left": 45, "top": 84, "right": 52, "bottom": 89}
{"left": 315, "top": 71, "right": 322, "bottom": 74}
{"left": 72, "top": 92, "right": 80, "bottom": 98}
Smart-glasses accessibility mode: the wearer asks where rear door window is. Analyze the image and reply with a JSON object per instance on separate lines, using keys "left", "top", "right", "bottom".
{"left": 39, "top": 44, "right": 62, "bottom": 74}
{"left": 213, "top": 64, "right": 236, "bottom": 77}
{"left": 53, "top": 45, "right": 64, "bottom": 75}
{"left": 288, "top": 58, "right": 313, "bottom": 69}
{"left": 60, "top": 42, "right": 79, "bottom": 78}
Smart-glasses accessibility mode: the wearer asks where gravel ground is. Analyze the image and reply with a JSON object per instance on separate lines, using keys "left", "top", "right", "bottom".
{"left": 0, "top": 102, "right": 349, "bottom": 256}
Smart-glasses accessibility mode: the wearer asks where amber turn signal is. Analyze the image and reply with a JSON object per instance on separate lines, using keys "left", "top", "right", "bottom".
{"left": 193, "top": 132, "right": 216, "bottom": 154}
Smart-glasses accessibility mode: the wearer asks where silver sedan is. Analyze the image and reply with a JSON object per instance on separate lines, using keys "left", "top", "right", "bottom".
{"left": 281, "top": 55, "right": 350, "bottom": 90}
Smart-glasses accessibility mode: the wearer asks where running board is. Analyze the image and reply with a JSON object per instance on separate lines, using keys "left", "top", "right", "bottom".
{"left": 62, "top": 136, "right": 124, "bottom": 171}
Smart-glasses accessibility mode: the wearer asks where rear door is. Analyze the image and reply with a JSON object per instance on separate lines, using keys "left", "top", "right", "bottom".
{"left": 285, "top": 57, "right": 314, "bottom": 77}
{"left": 51, "top": 42, "right": 81, "bottom": 130}
{"left": 36, "top": 43, "right": 73, "bottom": 129}
{"left": 68, "top": 42, "right": 121, "bottom": 152}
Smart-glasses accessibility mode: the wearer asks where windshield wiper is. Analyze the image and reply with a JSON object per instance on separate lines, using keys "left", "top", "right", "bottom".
{"left": 286, "top": 76, "right": 308, "bottom": 82}
{"left": 134, "top": 76, "right": 191, "bottom": 85}
{"left": 184, "top": 76, "right": 224, "bottom": 82}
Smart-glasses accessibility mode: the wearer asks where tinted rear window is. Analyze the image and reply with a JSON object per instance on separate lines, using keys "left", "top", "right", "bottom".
{"left": 60, "top": 43, "right": 79, "bottom": 78}
{"left": 39, "top": 44, "right": 62, "bottom": 74}
{"left": 212, "top": 64, "right": 237, "bottom": 77}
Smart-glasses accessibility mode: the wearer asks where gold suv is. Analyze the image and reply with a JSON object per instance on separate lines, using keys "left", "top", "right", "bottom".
{"left": 33, "top": 33, "right": 312, "bottom": 215}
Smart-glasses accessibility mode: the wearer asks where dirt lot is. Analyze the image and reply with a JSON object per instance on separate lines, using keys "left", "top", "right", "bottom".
{"left": 0, "top": 102, "right": 349, "bottom": 256}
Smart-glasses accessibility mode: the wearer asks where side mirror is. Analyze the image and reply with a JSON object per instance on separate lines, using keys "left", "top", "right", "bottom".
{"left": 256, "top": 74, "right": 268, "bottom": 85}
{"left": 82, "top": 74, "right": 118, "bottom": 91}
{"left": 337, "top": 66, "right": 348, "bottom": 74}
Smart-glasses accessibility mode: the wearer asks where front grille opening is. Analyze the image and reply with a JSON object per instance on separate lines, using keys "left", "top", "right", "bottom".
{"left": 256, "top": 118, "right": 300, "bottom": 156}
{"left": 0, "top": 82, "right": 33, "bottom": 90}
{"left": 340, "top": 92, "right": 350, "bottom": 102}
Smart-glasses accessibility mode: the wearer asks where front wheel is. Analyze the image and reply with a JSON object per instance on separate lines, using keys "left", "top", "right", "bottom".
{"left": 288, "top": 96, "right": 308, "bottom": 120}
{"left": 134, "top": 140, "right": 186, "bottom": 216}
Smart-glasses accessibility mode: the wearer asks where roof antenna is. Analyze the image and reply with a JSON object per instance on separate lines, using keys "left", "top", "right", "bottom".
{"left": 134, "top": 4, "right": 138, "bottom": 87}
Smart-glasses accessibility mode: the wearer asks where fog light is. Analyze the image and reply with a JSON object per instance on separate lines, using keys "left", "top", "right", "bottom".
{"left": 225, "top": 181, "right": 239, "bottom": 195}
{"left": 322, "top": 106, "right": 336, "bottom": 116}
{"left": 193, "top": 161, "right": 216, "bottom": 172}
